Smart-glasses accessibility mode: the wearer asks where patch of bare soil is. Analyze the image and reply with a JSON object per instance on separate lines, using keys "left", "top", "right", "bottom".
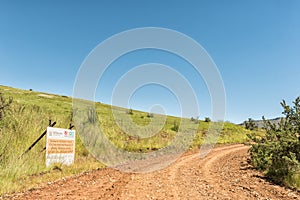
{"left": 37, "top": 94, "right": 53, "bottom": 98}
{"left": 5, "top": 144, "right": 300, "bottom": 199}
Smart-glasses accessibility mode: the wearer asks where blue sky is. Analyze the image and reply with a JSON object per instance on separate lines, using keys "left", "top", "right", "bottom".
{"left": 0, "top": 0, "right": 300, "bottom": 123}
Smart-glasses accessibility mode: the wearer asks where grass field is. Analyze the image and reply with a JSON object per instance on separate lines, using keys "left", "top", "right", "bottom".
{"left": 0, "top": 85, "right": 263, "bottom": 195}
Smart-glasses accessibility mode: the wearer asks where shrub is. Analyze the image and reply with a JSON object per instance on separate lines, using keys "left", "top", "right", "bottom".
{"left": 244, "top": 118, "right": 258, "bottom": 130}
{"left": 0, "top": 93, "right": 13, "bottom": 121}
{"left": 204, "top": 117, "right": 211, "bottom": 123}
{"left": 191, "top": 116, "right": 199, "bottom": 124}
{"left": 147, "top": 113, "right": 154, "bottom": 118}
{"left": 171, "top": 121, "right": 179, "bottom": 132}
{"left": 127, "top": 108, "right": 133, "bottom": 115}
{"left": 248, "top": 97, "right": 300, "bottom": 188}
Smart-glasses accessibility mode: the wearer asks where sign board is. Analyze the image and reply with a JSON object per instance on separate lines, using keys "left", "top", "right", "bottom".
{"left": 46, "top": 127, "right": 76, "bottom": 167}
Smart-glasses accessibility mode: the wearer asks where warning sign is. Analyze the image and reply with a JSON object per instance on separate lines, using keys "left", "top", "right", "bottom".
{"left": 46, "top": 127, "right": 76, "bottom": 167}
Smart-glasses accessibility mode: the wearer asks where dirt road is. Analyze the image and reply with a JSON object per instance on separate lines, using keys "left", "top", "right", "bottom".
{"left": 9, "top": 144, "right": 300, "bottom": 199}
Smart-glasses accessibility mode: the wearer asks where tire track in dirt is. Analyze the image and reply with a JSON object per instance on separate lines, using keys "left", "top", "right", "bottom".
{"left": 6, "top": 144, "right": 300, "bottom": 199}
{"left": 165, "top": 144, "right": 248, "bottom": 199}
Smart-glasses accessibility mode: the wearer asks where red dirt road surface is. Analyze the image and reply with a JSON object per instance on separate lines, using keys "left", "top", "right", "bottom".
{"left": 7, "top": 144, "right": 300, "bottom": 199}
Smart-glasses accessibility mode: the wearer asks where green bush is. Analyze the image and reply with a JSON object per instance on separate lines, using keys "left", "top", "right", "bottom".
{"left": 191, "top": 116, "right": 199, "bottom": 124}
{"left": 204, "top": 117, "right": 211, "bottom": 123}
{"left": 147, "top": 113, "right": 154, "bottom": 118}
{"left": 127, "top": 108, "right": 133, "bottom": 115}
{"left": 248, "top": 97, "right": 300, "bottom": 189}
{"left": 171, "top": 121, "right": 179, "bottom": 132}
{"left": 244, "top": 118, "right": 258, "bottom": 130}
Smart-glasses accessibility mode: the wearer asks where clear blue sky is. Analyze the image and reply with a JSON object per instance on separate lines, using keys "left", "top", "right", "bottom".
{"left": 1, "top": 0, "right": 300, "bottom": 123}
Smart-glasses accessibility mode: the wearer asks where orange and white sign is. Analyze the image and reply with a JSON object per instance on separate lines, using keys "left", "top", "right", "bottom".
{"left": 46, "top": 127, "right": 76, "bottom": 167}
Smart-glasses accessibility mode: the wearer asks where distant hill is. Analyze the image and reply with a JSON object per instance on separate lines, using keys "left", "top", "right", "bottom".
{"left": 240, "top": 117, "right": 283, "bottom": 128}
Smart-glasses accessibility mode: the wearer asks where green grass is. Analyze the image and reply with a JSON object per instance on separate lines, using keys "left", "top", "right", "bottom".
{"left": 0, "top": 85, "right": 261, "bottom": 195}
{"left": 285, "top": 173, "right": 300, "bottom": 189}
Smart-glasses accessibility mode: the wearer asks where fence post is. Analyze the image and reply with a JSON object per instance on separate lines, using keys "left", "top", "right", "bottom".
{"left": 19, "top": 121, "right": 56, "bottom": 158}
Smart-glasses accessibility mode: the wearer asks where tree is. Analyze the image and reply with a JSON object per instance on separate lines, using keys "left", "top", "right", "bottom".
{"left": 248, "top": 97, "right": 300, "bottom": 188}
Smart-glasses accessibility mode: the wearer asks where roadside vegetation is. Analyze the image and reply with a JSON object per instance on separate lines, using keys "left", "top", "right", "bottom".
{"left": 244, "top": 118, "right": 258, "bottom": 131}
{"left": 0, "top": 85, "right": 260, "bottom": 195}
{"left": 248, "top": 97, "right": 300, "bottom": 189}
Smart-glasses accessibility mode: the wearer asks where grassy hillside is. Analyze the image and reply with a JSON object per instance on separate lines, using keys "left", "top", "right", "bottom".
{"left": 0, "top": 85, "right": 263, "bottom": 195}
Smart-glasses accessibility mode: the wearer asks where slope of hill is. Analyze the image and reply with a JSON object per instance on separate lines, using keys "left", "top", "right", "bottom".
{"left": 240, "top": 117, "right": 283, "bottom": 128}
{"left": 0, "top": 85, "right": 262, "bottom": 195}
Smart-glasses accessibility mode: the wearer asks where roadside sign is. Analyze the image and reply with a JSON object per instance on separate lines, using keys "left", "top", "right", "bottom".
{"left": 46, "top": 127, "right": 76, "bottom": 167}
